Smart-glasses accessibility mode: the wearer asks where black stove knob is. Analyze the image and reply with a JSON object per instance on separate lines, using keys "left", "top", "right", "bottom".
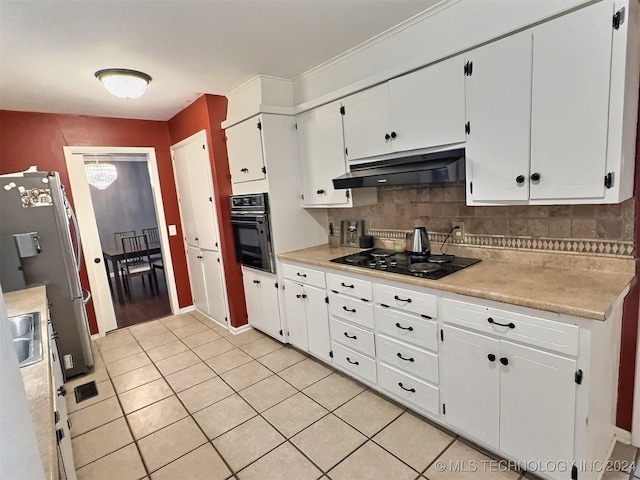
{"left": 389, "top": 259, "right": 398, "bottom": 267}
{"left": 368, "top": 260, "right": 377, "bottom": 268}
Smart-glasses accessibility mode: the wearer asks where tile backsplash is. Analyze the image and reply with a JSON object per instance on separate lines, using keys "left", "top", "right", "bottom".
{"left": 327, "top": 183, "right": 635, "bottom": 257}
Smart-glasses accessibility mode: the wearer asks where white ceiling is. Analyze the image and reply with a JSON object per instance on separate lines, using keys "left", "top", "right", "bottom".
{"left": 0, "top": 0, "right": 440, "bottom": 121}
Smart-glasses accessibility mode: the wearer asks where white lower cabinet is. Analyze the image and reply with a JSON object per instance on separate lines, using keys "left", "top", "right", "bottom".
{"left": 282, "top": 264, "right": 331, "bottom": 362}
{"left": 186, "top": 246, "right": 228, "bottom": 325}
{"left": 242, "top": 267, "right": 282, "bottom": 340}
{"left": 377, "top": 363, "right": 440, "bottom": 416}
{"left": 331, "top": 341, "right": 377, "bottom": 384}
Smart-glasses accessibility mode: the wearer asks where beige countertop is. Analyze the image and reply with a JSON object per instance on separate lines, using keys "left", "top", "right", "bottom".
{"left": 278, "top": 244, "right": 635, "bottom": 320}
{"left": 5, "top": 285, "right": 56, "bottom": 480}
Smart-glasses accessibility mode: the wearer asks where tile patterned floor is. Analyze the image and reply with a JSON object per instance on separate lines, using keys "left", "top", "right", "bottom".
{"left": 66, "top": 311, "right": 638, "bottom": 480}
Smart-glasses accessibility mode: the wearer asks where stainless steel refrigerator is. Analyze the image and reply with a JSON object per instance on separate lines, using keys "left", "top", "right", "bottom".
{"left": 0, "top": 171, "right": 93, "bottom": 378}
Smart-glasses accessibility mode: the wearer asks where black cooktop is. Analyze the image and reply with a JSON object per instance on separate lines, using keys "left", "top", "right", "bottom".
{"left": 330, "top": 248, "right": 481, "bottom": 280}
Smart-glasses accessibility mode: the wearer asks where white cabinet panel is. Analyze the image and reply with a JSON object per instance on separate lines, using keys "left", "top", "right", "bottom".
{"left": 283, "top": 280, "right": 309, "bottom": 351}
{"left": 465, "top": 32, "right": 532, "bottom": 203}
{"left": 227, "top": 116, "right": 266, "bottom": 184}
{"left": 282, "top": 263, "right": 326, "bottom": 289}
{"left": 242, "top": 267, "right": 281, "bottom": 339}
{"left": 499, "top": 341, "right": 576, "bottom": 474}
{"left": 440, "top": 326, "right": 500, "bottom": 449}
{"left": 296, "top": 101, "right": 351, "bottom": 207}
{"left": 201, "top": 250, "right": 226, "bottom": 324}
{"left": 342, "top": 84, "right": 392, "bottom": 161}
{"left": 173, "top": 140, "right": 199, "bottom": 247}
{"left": 331, "top": 341, "right": 377, "bottom": 384}
{"left": 327, "top": 272, "right": 372, "bottom": 301}
{"left": 377, "top": 334, "right": 439, "bottom": 384}
{"left": 375, "top": 306, "right": 438, "bottom": 352}
{"left": 389, "top": 56, "right": 465, "bottom": 152}
{"left": 378, "top": 363, "right": 440, "bottom": 416}
{"left": 330, "top": 317, "right": 376, "bottom": 357}
{"left": 374, "top": 283, "right": 437, "bottom": 318}
{"left": 328, "top": 292, "right": 374, "bottom": 329}
{"left": 186, "top": 246, "right": 208, "bottom": 314}
{"left": 305, "top": 284, "right": 331, "bottom": 363}
{"left": 530, "top": 1, "right": 613, "bottom": 200}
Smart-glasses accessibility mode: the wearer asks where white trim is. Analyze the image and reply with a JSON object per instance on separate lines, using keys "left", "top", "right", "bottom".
{"left": 221, "top": 105, "right": 294, "bottom": 130}
{"left": 176, "top": 305, "right": 196, "bottom": 315}
{"left": 615, "top": 427, "right": 632, "bottom": 444}
{"left": 229, "top": 324, "right": 253, "bottom": 335}
{"left": 90, "top": 333, "right": 100, "bottom": 341}
{"left": 63, "top": 146, "right": 180, "bottom": 336}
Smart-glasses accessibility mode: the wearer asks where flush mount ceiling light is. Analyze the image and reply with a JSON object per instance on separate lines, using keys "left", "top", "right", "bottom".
{"left": 85, "top": 161, "right": 118, "bottom": 190}
{"left": 94, "top": 68, "right": 152, "bottom": 99}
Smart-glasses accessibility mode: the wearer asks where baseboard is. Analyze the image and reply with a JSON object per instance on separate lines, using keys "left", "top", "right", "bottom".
{"left": 90, "top": 333, "right": 100, "bottom": 341}
{"left": 193, "top": 310, "right": 229, "bottom": 330}
{"left": 176, "top": 305, "right": 195, "bottom": 315}
{"left": 614, "top": 426, "right": 632, "bottom": 444}
{"left": 229, "top": 323, "right": 252, "bottom": 334}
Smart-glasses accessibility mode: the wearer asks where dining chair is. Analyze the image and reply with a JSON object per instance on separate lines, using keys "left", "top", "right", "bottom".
{"left": 142, "top": 227, "right": 160, "bottom": 244}
{"left": 114, "top": 230, "right": 136, "bottom": 248}
{"left": 120, "top": 234, "right": 157, "bottom": 299}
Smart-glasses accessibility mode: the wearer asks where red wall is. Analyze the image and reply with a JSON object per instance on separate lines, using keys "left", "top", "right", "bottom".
{"left": 168, "top": 95, "right": 248, "bottom": 328}
{"left": 0, "top": 110, "right": 192, "bottom": 333}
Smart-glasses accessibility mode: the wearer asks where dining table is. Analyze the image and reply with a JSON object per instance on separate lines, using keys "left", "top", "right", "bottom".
{"left": 103, "top": 243, "right": 162, "bottom": 304}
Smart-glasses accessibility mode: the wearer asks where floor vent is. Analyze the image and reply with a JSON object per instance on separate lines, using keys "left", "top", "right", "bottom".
{"left": 74, "top": 381, "right": 98, "bottom": 403}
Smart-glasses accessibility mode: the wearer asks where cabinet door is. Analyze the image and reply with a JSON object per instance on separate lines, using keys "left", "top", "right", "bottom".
{"left": 499, "top": 341, "right": 576, "bottom": 470}
{"left": 201, "top": 250, "right": 227, "bottom": 324}
{"left": 186, "top": 246, "right": 208, "bottom": 314}
{"left": 440, "top": 326, "right": 500, "bottom": 449}
{"left": 173, "top": 142, "right": 199, "bottom": 247}
{"left": 226, "top": 116, "right": 266, "bottom": 184}
{"left": 184, "top": 143, "right": 219, "bottom": 251}
{"left": 389, "top": 56, "right": 465, "bottom": 152}
{"left": 283, "top": 280, "right": 308, "bottom": 351}
{"left": 465, "top": 32, "right": 532, "bottom": 202}
{"left": 241, "top": 268, "right": 261, "bottom": 329}
{"left": 530, "top": 2, "right": 613, "bottom": 201}
{"left": 342, "top": 84, "right": 392, "bottom": 161}
{"left": 296, "top": 102, "right": 351, "bottom": 207}
{"left": 243, "top": 268, "right": 281, "bottom": 339}
{"left": 305, "top": 284, "right": 331, "bottom": 362}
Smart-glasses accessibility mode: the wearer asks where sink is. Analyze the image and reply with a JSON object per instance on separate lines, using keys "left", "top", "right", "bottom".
{"left": 7, "top": 312, "right": 42, "bottom": 367}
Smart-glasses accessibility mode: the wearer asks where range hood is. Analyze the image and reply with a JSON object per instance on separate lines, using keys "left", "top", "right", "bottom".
{"left": 332, "top": 148, "right": 465, "bottom": 189}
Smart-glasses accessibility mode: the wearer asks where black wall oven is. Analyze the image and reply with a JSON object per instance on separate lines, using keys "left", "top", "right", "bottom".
{"left": 229, "top": 193, "right": 275, "bottom": 274}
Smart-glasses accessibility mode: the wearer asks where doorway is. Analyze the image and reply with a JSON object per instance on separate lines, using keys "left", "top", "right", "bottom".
{"left": 63, "top": 146, "right": 179, "bottom": 336}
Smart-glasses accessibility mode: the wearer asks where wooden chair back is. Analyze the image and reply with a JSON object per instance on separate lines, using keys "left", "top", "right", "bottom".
{"left": 114, "top": 231, "right": 136, "bottom": 248}
{"left": 142, "top": 227, "right": 160, "bottom": 244}
{"left": 120, "top": 235, "right": 152, "bottom": 272}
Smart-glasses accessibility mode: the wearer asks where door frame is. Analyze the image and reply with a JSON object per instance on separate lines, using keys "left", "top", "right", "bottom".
{"left": 63, "top": 146, "right": 179, "bottom": 336}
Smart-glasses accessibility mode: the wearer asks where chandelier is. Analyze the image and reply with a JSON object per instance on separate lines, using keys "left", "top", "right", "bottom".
{"left": 85, "top": 161, "right": 118, "bottom": 190}
{"left": 94, "top": 69, "right": 152, "bottom": 99}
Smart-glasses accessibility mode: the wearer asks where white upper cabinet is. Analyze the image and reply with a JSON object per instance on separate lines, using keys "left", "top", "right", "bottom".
{"left": 389, "top": 56, "right": 465, "bottom": 152}
{"left": 342, "top": 83, "right": 392, "bottom": 161}
{"left": 529, "top": 1, "right": 613, "bottom": 201}
{"left": 464, "top": 32, "right": 533, "bottom": 203}
{"left": 226, "top": 116, "right": 266, "bottom": 184}
{"left": 296, "top": 101, "right": 351, "bottom": 207}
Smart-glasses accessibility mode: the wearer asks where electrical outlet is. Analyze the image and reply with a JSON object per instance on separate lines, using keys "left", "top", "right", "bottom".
{"left": 454, "top": 222, "right": 465, "bottom": 240}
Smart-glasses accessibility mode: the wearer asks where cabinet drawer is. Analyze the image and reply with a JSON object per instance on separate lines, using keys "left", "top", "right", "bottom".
{"left": 375, "top": 306, "right": 438, "bottom": 352}
{"left": 330, "top": 317, "right": 375, "bottom": 357}
{"left": 374, "top": 284, "right": 437, "bottom": 319}
{"left": 331, "top": 342, "right": 377, "bottom": 384}
{"left": 327, "top": 272, "right": 372, "bottom": 301}
{"left": 378, "top": 363, "right": 439, "bottom": 416}
{"left": 376, "top": 334, "right": 438, "bottom": 384}
{"left": 328, "top": 292, "right": 374, "bottom": 329}
{"left": 282, "top": 263, "right": 326, "bottom": 289}
{"left": 442, "top": 299, "right": 579, "bottom": 356}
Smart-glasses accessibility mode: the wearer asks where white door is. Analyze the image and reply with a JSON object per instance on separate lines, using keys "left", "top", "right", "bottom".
{"left": 283, "top": 280, "right": 308, "bottom": 350}
{"left": 201, "top": 250, "right": 227, "bottom": 325}
{"left": 530, "top": 1, "right": 613, "bottom": 201}
{"left": 255, "top": 270, "right": 282, "bottom": 339}
{"left": 499, "top": 341, "right": 576, "bottom": 473}
{"left": 297, "top": 101, "right": 350, "bottom": 207}
{"left": 172, "top": 131, "right": 220, "bottom": 250}
{"left": 342, "top": 84, "right": 392, "bottom": 161}
{"left": 226, "top": 116, "right": 266, "bottom": 184}
{"left": 186, "top": 246, "right": 208, "bottom": 315}
{"left": 241, "top": 268, "right": 261, "bottom": 329}
{"left": 440, "top": 326, "right": 500, "bottom": 448}
{"left": 172, "top": 140, "right": 199, "bottom": 247}
{"left": 389, "top": 56, "right": 465, "bottom": 152}
{"left": 305, "top": 284, "right": 331, "bottom": 362}
{"left": 465, "top": 32, "right": 532, "bottom": 203}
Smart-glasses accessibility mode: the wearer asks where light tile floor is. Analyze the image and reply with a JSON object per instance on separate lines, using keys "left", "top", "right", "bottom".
{"left": 65, "top": 311, "right": 638, "bottom": 480}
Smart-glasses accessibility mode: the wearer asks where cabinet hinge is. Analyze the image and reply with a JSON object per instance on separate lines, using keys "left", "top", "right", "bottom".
{"left": 464, "top": 61, "right": 473, "bottom": 76}
{"left": 294, "top": 122, "right": 298, "bottom": 130}
{"left": 575, "top": 369, "right": 583, "bottom": 385}
{"left": 345, "top": 190, "right": 351, "bottom": 199}
{"left": 329, "top": 350, "right": 334, "bottom": 358}
{"left": 209, "top": 196, "right": 213, "bottom": 202}
{"left": 325, "top": 296, "right": 329, "bottom": 304}
{"left": 217, "top": 258, "right": 220, "bottom": 263}
{"left": 202, "top": 144, "right": 205, "bottom": 149}
{"left": 257, "top": 120, "right": 262, "bottom": 130}
{"left": 339, "top": 105, "right": 345, "bottom": 115}
{"left": 571, "top": 465, "right": 578, "bottom": 480}
{"left": 613, "top": 7, "right": 625, "bottom": 30}
{"left": 275, "top": 282, "right": 279, "bottom": 289}
{"left": 465, "top": 121, "right": 471, "bottom": 135}
{"left": 345, "top": 147, "right": 349, "bottom": 156}
{"left": 279, "top": 329, "right": 283, "bottom": 336}
{"left": 262, "top": 166, "right": 267, "bottom": 174}
{"left": 300, "top": 194, "right": 304, "bottom": 200}
{"left": 224, "top": 316, "right": 228, "bottom": 323}
{"left": 470, "top": 181, "right": 473, "bottom": 195}
{"left": 440, "top": 329, "right": 444, "bottom": 342}
{"left": 442, "top": 403, "right": 446, "bottom": 415}
{"left": 604, "top": 172, "right": 614, "bottom": 189}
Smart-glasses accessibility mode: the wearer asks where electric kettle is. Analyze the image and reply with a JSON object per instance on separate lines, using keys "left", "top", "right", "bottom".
{"left": 409, "top": 227, "right": 430, "bottom": 255}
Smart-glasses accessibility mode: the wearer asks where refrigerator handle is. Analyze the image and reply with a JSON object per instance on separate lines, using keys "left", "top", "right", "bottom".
{"left": 65, "top": 195, "right": 83, "bottom": 272}
{"left": 82, "top": 289, "right": 92, "bottom": 305}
